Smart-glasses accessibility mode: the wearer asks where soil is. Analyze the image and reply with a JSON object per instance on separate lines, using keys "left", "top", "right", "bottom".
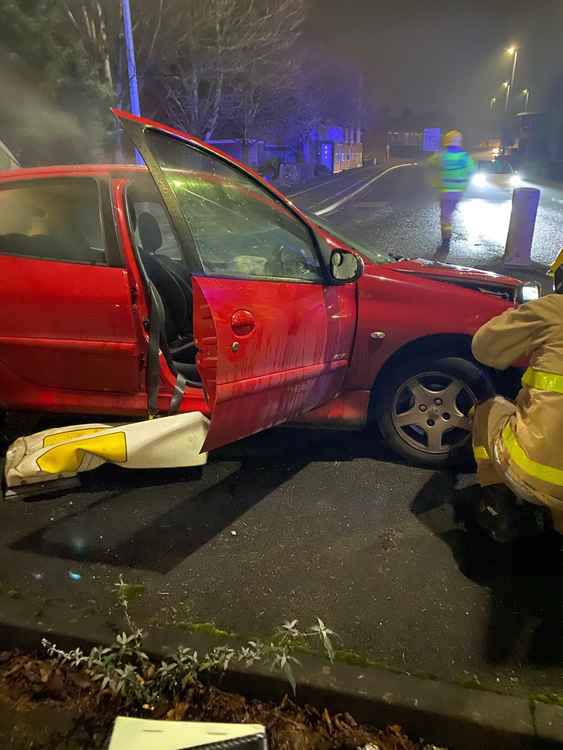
{"left": 0, "top": 651, "right": 447, "bottom": 750}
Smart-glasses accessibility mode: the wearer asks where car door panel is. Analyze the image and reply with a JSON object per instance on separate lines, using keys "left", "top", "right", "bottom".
{"left": 0, "top": 255, "right": 141, "bottom": 394}
{"left": 115, "top": 110, "right": 358, "bottom": 448}
{"left": 193, "top": 276, "right": 356, "bottom": 451}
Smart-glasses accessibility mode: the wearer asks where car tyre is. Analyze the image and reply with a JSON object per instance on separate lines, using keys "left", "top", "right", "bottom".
{"left": 374, "top": 355, "right": 495, "bottom": 468}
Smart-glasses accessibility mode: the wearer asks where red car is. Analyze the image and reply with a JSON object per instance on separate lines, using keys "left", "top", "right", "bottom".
{"left": 0, "top": 111, "right": 537, "bottom": 467}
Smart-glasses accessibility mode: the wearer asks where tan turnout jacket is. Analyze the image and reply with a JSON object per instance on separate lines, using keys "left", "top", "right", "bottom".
{"left": 471, "top": 294, "right": 563, "bottom": 532}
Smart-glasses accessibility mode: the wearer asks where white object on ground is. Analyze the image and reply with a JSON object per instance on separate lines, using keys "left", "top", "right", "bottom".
{"left": 3, "top": 412, "right": 209, "bottom": 492}
{"left": 109, "top": 717, "right": 266, "bottom": 750}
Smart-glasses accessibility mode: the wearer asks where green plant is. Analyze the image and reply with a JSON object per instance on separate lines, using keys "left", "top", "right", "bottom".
{"left": 43, "top": 630, "right": 150, "bottom": 706}
{"left": 113, "top": 576, "right": 145, "bottom": 632}
{"left": 42, "top": 576, "right": 338, "bottom": 703}
{"left": 42, "top": 617, "right": 337, "bottom": 703}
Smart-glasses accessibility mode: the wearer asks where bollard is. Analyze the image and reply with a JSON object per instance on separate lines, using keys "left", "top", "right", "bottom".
{"left": 503, "top": 187, "right": 540, "bottom": 267}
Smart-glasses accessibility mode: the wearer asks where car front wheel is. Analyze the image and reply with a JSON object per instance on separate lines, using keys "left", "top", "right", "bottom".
{"left": 374, "top": 355, "right": 495, "bottom": 468}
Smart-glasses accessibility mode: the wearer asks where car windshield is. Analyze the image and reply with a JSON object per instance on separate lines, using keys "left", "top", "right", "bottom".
{"left": 307, "top": 214, "right": 394, "bottom": 265}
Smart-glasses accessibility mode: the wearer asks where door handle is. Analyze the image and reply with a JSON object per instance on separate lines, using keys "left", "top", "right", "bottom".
{"left": 231, "top": 309, "right": 256, "bottom": 337}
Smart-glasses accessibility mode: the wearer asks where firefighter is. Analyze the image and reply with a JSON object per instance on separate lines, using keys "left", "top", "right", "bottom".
{"left": 427, "top": 130, "right": 475, "bottom": 260}
{"left": 469, "top": 252, "right": 563, "bottom": 542}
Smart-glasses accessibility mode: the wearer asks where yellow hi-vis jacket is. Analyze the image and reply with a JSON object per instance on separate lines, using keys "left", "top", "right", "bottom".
{"left": 471, "top": 294, "right": 563, "bottom": 532}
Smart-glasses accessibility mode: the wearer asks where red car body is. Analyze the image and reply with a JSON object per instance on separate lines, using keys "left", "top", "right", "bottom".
{"left": 0, "top": 112, "right": 524, "bottom": 460}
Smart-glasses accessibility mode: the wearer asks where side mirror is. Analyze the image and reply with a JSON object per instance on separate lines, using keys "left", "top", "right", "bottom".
{"left": 329, "top": 248, "right": 364, "bottom": 283}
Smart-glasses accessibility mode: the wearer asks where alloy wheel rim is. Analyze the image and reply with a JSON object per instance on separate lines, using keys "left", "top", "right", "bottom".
{"left": 391, "top": 370, "right": 476, "bottom": 455}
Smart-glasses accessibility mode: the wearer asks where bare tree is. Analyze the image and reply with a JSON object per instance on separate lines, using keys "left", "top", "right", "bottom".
{"left": 160, "top": 0, "right": 305, "bottom": 141}
{"left": 61, "top": 0, "right": 166, "bottom": 106}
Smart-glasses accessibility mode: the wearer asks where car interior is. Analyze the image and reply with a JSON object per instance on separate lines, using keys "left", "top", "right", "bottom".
{"left": 125, "top": 177, "right": 202, "bottom": 387}
{"left": 0, "top": 179, "right": 106, "bottom": 265}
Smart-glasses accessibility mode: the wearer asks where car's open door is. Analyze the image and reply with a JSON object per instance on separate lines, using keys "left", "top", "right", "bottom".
{"left": 115, "top": 110, "right": 360, "bottom": 452}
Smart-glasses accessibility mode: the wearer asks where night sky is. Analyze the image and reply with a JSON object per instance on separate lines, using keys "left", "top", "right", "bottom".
{"left": 306, "top": 0, "right": 562, "bottom": 137}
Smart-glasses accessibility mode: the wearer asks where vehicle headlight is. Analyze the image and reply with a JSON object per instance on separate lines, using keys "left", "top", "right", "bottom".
{"left": 472, "top": 172, "right": 487, "bottom": 187}
{"left": 516, "top": 283, "right": 541, "bottom": 304}
{"left": 510, "top": 174, "right": 522, "bottom": 188}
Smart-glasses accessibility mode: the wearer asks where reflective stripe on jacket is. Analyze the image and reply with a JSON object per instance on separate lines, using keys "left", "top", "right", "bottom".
{"left": 471, "top": 295, "right": 563, "bottom": 532}
{"left": 427, "top": 147, "right": 475, "bottom": 192}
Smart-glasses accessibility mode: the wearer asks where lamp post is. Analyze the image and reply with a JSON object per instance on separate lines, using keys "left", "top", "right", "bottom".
{"left": 505, "top": 46, "right": 519, "bottom": 112}
{"left": 503, "top": 81, "right": 511, "bottom": 113}
{"left": 522, "top": 88, "right": 530, "bottom": 113}
{"left": 490, "top": 96, "right": 497, "bottom": 112}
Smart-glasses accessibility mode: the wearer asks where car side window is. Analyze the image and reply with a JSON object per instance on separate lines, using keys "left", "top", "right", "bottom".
{"left": 0, "top": 178, "right": 106, "bottom": 264}
{"left": 145, "top": 130, "right": 323, "bottom": 283}
{"left": 126, "top": 178, "right": 183, "bottom": 263}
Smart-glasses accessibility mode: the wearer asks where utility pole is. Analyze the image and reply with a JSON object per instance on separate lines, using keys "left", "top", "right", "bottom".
{"left": 122, "top": 0, "right": 141, "bottom": 117}
{"left": 121, "top": 0, "right": 142, "bottom": 163}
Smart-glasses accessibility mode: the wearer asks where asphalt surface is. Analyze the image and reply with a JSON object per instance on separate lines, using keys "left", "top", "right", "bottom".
{"left": 294, "top": 162, "right": 563, "bottom": 280}
{"left": 1, "top": 165, "right": 562, "bottom": 699}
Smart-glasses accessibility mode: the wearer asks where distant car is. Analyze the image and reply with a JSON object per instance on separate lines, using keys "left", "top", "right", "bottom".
{"left": 471, "top": 158, "right": 522, "bottom": 194}
{"left": 0, "top": 111, "right": 538, "bottom": 467}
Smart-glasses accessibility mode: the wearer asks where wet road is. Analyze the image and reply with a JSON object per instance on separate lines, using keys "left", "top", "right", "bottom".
{"left": 294, "top": 164, "right": 563, "bottom": 272}
{"left": 1, "top": 165, "right": 562, "bottom": 698}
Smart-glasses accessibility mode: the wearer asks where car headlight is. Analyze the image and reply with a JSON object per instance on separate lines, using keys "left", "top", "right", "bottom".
{"left": 515, "top": 283, "right": 541, "bottom": 304}
{"left": 510, "top": 174, "right": 522, "bottom": 188}
{"left": 472, "top": 172, "right": 487, "bottom": 187}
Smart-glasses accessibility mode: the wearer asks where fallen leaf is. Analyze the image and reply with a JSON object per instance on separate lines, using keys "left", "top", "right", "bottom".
{"left": 69, "top": 672, "right": 91, "bottom": 690}
{"left": 39, "top": 664, "right": 52, "bottom": 683}
{"left": 45, "top": 668, "right": 66, "bottom": 700}
{"left": 166, "top": 702, "right": 187, "bottom": 721}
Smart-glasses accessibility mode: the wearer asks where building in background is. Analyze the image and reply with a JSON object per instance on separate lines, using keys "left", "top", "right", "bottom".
{"left": 386, "top": 129, "right": 423, "bottom": 157}
{"left": 315, "top": 125, "right": 363, "bottom": 174}
{"left": 209, "top": 123, "right": 363, "bottom": 184}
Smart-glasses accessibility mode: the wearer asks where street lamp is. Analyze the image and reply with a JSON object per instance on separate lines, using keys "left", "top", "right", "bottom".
{"left": 503, "top": 80, "right": 511, "bottom": 113}
{"left": 490, "top": 96, "right": 497, "bottom": 112}
{"left": 505, "top": 46, "right": 519, "bottom": 112}
{"left": 522, "top": 88, "right": 530, "bottom": 112}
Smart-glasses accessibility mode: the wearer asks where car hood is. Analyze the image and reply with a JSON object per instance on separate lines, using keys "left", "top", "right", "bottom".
{"left": 379, "top": 257, "right": 520, "bottom": 293}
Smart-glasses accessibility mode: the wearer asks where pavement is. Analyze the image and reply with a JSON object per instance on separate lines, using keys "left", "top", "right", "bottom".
{"left": 1, "top": 162, "right": 563, "bottom": 732}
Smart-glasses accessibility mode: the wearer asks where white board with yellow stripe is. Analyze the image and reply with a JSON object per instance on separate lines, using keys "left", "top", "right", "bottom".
{"left": 4, "top": 412, "right": 209, "bottom": 490}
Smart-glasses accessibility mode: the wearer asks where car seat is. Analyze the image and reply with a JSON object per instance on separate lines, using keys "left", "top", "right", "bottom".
{"left": 137, "top": 211, "right": 199, "bottom": 385}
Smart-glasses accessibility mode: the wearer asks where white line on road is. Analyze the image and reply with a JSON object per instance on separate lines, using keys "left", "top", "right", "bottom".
{"left": 288, "top": 177, "right": 339, "bottom": 198}
{"left": 314, "top": 163, "right": 417, "bottom": 217}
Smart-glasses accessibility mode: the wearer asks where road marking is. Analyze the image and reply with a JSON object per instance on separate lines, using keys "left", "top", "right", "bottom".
{"left": 310, "top": 175, "right": 382, "bottom": 208}
{"left": 288, "top": 177, "right": 339, "bottom": 198}
{"left": 314, "top": 163, "right": 416, "bottom": 217}
{"left": 289, "top": 165, "right": 393, "bottom": 199}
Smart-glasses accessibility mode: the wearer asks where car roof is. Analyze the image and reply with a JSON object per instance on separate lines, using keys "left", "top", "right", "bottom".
{"left": 0, "top": 164, "right": 148, "bottom": 181}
